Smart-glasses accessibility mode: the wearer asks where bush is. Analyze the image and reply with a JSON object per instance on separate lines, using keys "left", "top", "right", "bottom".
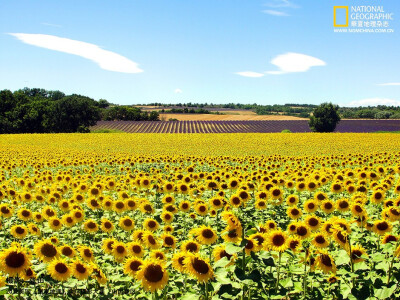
{"left": 309, "top": 102, "right": 341, "bottom": 132}
{"left": 281, "top": 129, "right": 292, "bottom": 133}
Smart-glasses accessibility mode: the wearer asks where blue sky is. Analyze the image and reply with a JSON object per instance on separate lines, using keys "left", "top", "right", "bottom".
{"left": 0, "top": 0, "right": 399, "bottom": 106}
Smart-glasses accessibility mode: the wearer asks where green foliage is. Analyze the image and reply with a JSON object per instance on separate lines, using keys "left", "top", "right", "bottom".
{"left": 281, "top": 129, "right": 292, "bottom": 133}
{"left": 102, "top": 106, "right": 159, "bottom": 121}
{"left": 309, "top": 102, "right": 341, "bottom": 132}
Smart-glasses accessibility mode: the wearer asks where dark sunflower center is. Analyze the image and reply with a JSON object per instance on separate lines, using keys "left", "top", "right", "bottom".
{"left": 22, "top": 210, "right": 30, "bottom": 217}
{"left": 15, "top": 227, "right": 25, "bottom": 234}
{"left": 123, "top": 219, "right": 133, "bottom": 227}
{"left": 6, "top": 252, "right": 25, "bottom": 268}
{"left": 309, "top": 218, "right": 319, "bottom": 227}
{"left": 165, "top": 237, "right": 174, "bottom": 245}
{"left": 385, "top": 235, "right": 397, "bottom": 243}
{"left": 148, "top": 221, "right": 156, "bottom": 228}
{"left": 339, "top": 201, "right": 349, "bottom": 209}
{"left": 220, "top": 250, "right": 232, "bottom": 260}
{"left": 104, "top": 222, "right": 112, "bottom": 229}
{"left": 272, "top": 190, "right": 281, "bottom": 197}
{"left": 90, "top": 200, "right": 99, "bottom": 207}
{"left": 178, "top": 257, "right": 185, "bottom": 265}
{"left": 155, "top": 253, "right": 164, "bottom": 259}
{"left": 352, "top": 250, "right": 362, "bottom": 260}
{"left": 291, "top": 209, "right": 299, "bottom": 216}
{"left": 76, "top": 264, "right": 86, "bottom": 274}
{"left": 254, "top": 235, "right": 264, "bottom": 245}
{"left": 116, "top": 202, "right": 124, "bottom": 209}
{"left": 375, "top": 192, "right": 382, "bottom": 200}
{"left": 116, "top": 246, "right": 125, "bottom": 254}
{"left": 232, "top": 197, "right": 241, "bottom": 205}
{"left": 41, "top": 244, "right": 57, "bottom": 257}
{"left": 315, "top": 236, "right": 326, "bottom": 244}
{"left": 148, "top": 236, "right": 156, "bottom": 244}
{"left": 55, "top": 263, "right": 68, "bottom": 274}
{"left": 192, "top": 258, "right": 209, "bottom": 274}
{"left": 84, "top": 249, "right": 92, "bottom": 258}
{"left": 290, "top": 240, "right": 299, "bottom": 249}
{"left": 202, "top": 229, "right": 214, "bottom": 239}
{"left": 337, "top": 231, "right": 347, "bottom": 243}
{"left": 320, "top": 254, "right": 332, "bottom": 267}
{"left": 272, "top": 234, "right": 285, "bottom": 246}
{"left": 87, "top": 222, "right": 96, "bottom": 229}
{"left": 297, "top": 226, "right": 308, "bottom": 237}
{"left": 107, "top": 241, "right": 114, "bottom": 250}
{"left": 130, "top": 261, "right": 142, "bottom": 271}
{"left": 62, "top": 247, "right": 73, "bottom": 256}
{"left": 355, "top": 205, "right": 363, "bottom": 213}
{"left": 26, "top": 268, "right": 33, "bottom": 276}
{"left": 132, "top": 245, "right": 141, "bottom": 253}
{"left": 182, "top": 203, "right": 189, "bottom": 209}
{"left": 377, "top": 222, "right": 389, "bottom": 231}
{"left": 324, "top": 203, "right": 333, "bottom": 209}
{"left": 144, "top": 264, "right": 164, "bottom": 282}
{"left": 186, "top": 242, "right": 198, "bottom": 252}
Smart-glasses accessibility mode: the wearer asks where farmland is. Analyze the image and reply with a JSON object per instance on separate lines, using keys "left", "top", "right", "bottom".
{"left": 91, "top": 120, "right": 400, "bottom": 133}
{"left": 1, "top": 133, "right": 400, "bottom": 299}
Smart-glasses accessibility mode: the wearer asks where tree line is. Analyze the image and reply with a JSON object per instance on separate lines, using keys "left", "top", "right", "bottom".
{"left": 0, "top": 88, "right": 159, "bottom": 133}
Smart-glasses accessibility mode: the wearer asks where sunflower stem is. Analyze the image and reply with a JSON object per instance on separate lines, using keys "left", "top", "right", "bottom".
{"left": 348, "top": 237, "right": 355, "bottom": 288}
{"left": 303, "top": 249, "right": 308, "bottom": 299}
{"left": 275, "top": 251, "right": 282, "bottom": 290}
{"left": 387, "top": 240, "right": 400, "bottom": 284}
{"left": 17, "top": 275, "right": 21, "bottom": 300}
{"left": 241, "top": 222, "right": 246, "bottom": 300}
{"left": 205, "top": 282, "right": 209, "bottom": 300}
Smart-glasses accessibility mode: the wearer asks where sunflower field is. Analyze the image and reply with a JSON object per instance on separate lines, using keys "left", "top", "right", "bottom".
{"left": 1, "top": 133, "right": 400, "bottom": 299}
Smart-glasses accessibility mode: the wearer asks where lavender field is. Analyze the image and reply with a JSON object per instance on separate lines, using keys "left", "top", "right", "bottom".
{"left": 91, "top": 120, "right": 400, "bottom": 133}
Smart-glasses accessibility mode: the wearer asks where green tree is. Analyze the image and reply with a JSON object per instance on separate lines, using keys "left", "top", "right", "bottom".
{"left": 309, "top": 102, "right": 341, "bottom": 132}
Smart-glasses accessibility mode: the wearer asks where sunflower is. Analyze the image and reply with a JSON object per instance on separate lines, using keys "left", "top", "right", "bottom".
{"left": 270, "top": 187, "right": 283, "bottom": 200}
{"left": 287, "top": 222, "right": 297, "bottom": 235}
{"left": 78, "top": 246, "right": 95, "bottom": 262}
{"left": 161, "top": 211, "right": 174, "bottom": 224}
{"left": 161, "top": 234, "right": 176, "bottom": 248}
{"left": 213, "top": 245, "right": 236, "bottom": 263}
{"left": 119, "top": 216, "right": 135, "bottom": 231}
{"left": 59, "top": 244, "right": 76, "bottom": 258}
{"left": 143, "top": 218, "right": 160, "bottom": 232}
{"left": 264, "top": 230, "right": 289, "bottom": 252}
{"left": 112, "top": 242, "right": 129, "bottom": 262}
{"left": 336, "top": 198, "right": 350, "bottom": 212}
{"left": 381, "top": 233, "right": 398, "bottom": 244}
{"left": 48, "top": 217, "right": 63, "bottom": 231}
{"left": 350, "top": 244, "right": 367, "bottom": 264}
{"left": 312, "top": 234, "right": 329, "bottom": 249}
{"left": 102, "top": 198, "right": 114, "bottom": 211}
{"left": 184, "top": 254, "right": 214, "bottom": 283}
{"left": 71, "top": 209, "right": 85, "bottom": 223}
{"left": 321, "top": 200, "right": 335, "bottom": 214}
{"left": 34, "top": 239, "right": 59, "bottom": 262}
{"left": 181, "top": 240, "right": 201, "bottom": 253}
{"left": 28, "top": 223, "right": 41, "bottom": 236}
{"left": 373, "top": 219, "right": 392, "bottom": 235}
{"left": 255, "top": 200, "right": 267, "bottom": 210}
{"left": 351, "top": 203, "right": 366, "bottom": 217}
{"left": 61, "top": 214, "right": 76, "bottom": 228}
{"left": 136, "top": 259, "right": 169, "bottom": 292}
{"left": 143, "top": 232, "right": 160, "bottom": 249}
{"left": 47, "top": 259, "right": 71, "bottom": 281}
{"left": 0, "top": 204, "right": 14, "bottom": 218}
{"left": 0, "top": 244, "right": 31, "bottom": 277}
{"left": 288, "top": 237, "right": 302, "bottom": 253}
{"left": 179, "top": 200, "right": 191, "bottom": 212}
{"left": 164, "top": 225, "right": 174, "bottom": 233}
{"left": 222, "top": 227, "right": 242, "bottom": 243}
{"left": 314, "top": 192, "right": 328, "bottom": 202}
{"left": 91, "top": 264, "right": 107, "bottom": 285}
{"left": 194, "top": 226, "right": 218, "bottom": 245}
{"left": 304, "top": 199, "right": 318, "bottom": 213}
{"left": 331, "top": 227, "right": 349, "bottom": 250}
{"left": 17, "top": 208, "right": 32, "bottom": 221}
{"left": 195, "top": 204, "right": 209, "bottom": 216}
{"left": 287, "top": 207, "right": 302, "bottom": 220}
{"left": 151, "top": 250, "right": 167, "bottom": 262}
{"left": 172, "top": 252, "right": 187, "bottom": 273}
{"left": 304, "top": 215, "right": 321, "bottom": 231}
{"left": 371, "top": 190, "right": 385, "bottom": 204}
{"left": 249, "top": 233, "right": 266, "bottom": 252}
{"left": 101, "top": 218, "right": 114, "bottom": 233}
{"left": 286, "top": 195, "right": 299, "bottom": 206}
{"left": 33, "top": 212, "right": 44, "bottom": 223}
{"left": 132, "top": 229, "right": 146, "bottom": 243}
{"left": 83, "top": 219, "right": 98, "bottom": 233}
{"left": 10, "top": 225, "right": 28, "bottom": 239}
{"left": 127, "top": 242, "right": 145, "bottom": 257}
{"left": 124, "top": 257, "right": 143, "bottom": 278}
{"left": 72, "top": 260, "right": 92, "bottom": 280}
{"left": 229, "top": 194, "right": 242, "bottom": 208}
{"left": 113, "top": 200, "right": 127, "bottom": 213}
{"left": 21, "top": 266, "right": 36, "bottom": 281}
{"left": 316, "top": 252, "right": 336, "bottom": 274}
{"left": 331, "top": 182, "right": 343, "bottom": 193}
{"left": 102, "top": 238, "right": 116, "bottom": 255}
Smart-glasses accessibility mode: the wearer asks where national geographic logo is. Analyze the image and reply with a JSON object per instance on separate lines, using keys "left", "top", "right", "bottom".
{"left": 334, "top": 5, "right": 394, "bottom": 33}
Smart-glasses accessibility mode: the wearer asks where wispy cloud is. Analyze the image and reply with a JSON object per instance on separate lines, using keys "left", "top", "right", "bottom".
{"left": 41, "top": 22, "right": 62, "bottom": 28}
{"left": 235, "top": 71, "right": 265, "bottom": 78}
{"left": 262, "top": 10, "right": 289, "bottom": 16}
{"left": 345, "top": 98, "right": 400, "bottom": 107}
{"left": 377, "top": 82, "right": 400, "bottom": 86}
{"left": 266, "top": 52, "right": 326, "bottom": 75}
{"left": 174, "top": 88, "right": 183, "bottom": 94}
{"left": 9, "top": 33, "right": 143, "bottom": 73}
{"left": 264, "top": 0, "right": 297, "bottom": 8}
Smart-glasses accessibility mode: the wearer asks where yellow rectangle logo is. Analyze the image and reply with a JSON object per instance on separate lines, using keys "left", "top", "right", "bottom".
{"left": 334, "top": 6, "right": 349, "bottom": 27}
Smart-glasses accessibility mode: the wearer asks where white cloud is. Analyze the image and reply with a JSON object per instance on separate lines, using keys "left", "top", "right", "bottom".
{"left": 264, "top": 0, "right": 297, "bottom": 8}
{"left": 262, "top": 10, "right": 289, "bottom": 16}
{"left": 174, "top": 88, "right": 183, "bottom": 94}
{"left": 377, "top": 82, "right": 400, "bottom": 86}
{"left": 9, "top": 33, "right": 143, "bottom": 73}
{"left": 235, "top": 71, "right": 265, "bottom": 78}
{"left": 41, "top": 22, "right": 62, "bottom": 28}
{"left": 345, "top": 98, "right": 400, "bottom": 107}
{"left": 266, "top": 52, "right": 325, "bottom": 75}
